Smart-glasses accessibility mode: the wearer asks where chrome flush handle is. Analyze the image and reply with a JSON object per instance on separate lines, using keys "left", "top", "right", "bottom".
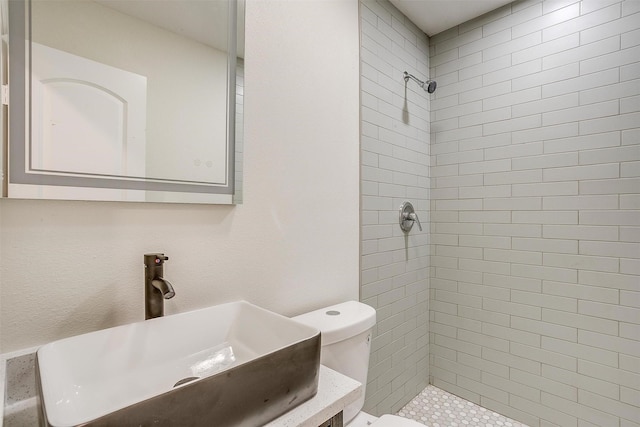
{"left": 399, "top": 201, "right": 423, "bottom": 233}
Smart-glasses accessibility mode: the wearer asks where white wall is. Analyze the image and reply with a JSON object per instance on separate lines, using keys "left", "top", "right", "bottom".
{"left": 360, "top": 0, "right": 430, "bottom": 416}
{"left": 0, "top": 0, "right": 360, "bottom": 353}
{"left": 429, "top": 0, "right": 640, "bottom": 425}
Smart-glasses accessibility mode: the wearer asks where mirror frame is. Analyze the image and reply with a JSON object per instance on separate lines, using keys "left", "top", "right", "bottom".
{"left": 4, "top": 0, "right": 240, "bottom": 204}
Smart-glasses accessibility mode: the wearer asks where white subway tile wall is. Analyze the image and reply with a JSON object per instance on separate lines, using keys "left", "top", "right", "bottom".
{"left": 429, "top": 1, "right": 640, "bottom": 426}
{"left": 360, "top": 0, "right": 431, "bottom": 416}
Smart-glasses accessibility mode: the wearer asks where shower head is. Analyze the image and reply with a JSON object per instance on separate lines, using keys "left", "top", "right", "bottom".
{"left": 425, "top": 80, "right": 437, "bottom": 94}
{"left": 403, "top": 71, "right": 437, "bottom": 94}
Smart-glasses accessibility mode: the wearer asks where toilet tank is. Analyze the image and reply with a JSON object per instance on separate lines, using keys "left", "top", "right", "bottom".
{"left": 293, "top": 301, "right": 376, "bottom": 422}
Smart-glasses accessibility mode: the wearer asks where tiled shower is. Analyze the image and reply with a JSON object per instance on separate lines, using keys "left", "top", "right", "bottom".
{"left": 360, "top": 0, "right": 640, "bottom": 425}
{"left": 360, "top": 0, "right": 431, "bottom": 415}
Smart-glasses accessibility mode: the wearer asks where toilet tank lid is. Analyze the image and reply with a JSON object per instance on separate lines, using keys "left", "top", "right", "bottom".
{"left": 292, "top": 301, "right": 376, "bottom": 346}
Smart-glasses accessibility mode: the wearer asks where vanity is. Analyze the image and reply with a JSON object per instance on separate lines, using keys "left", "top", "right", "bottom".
{"left": 265, "top": 366, "right": 361, "bottom": 427}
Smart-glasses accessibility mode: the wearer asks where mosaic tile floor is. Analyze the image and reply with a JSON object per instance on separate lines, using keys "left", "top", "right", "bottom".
{"left": 397, "top": 385, "right": 529, "bottom": 427}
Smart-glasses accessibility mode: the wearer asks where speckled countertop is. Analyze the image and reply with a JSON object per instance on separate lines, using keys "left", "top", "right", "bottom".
{"left": 265, "top": 365, "right": 362, "bottom": 427}
{"left": 1, "top": 346, "right": 41, "bottom": 427}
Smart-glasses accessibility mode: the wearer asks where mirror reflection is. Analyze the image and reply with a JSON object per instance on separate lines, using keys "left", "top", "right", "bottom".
{"left": 6, "top": 0, "right": 243, "bottom": 204}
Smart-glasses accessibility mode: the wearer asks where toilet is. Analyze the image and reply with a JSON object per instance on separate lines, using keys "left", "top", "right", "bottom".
{"left": 293, "top": 301, "right": 423, "bottom": 427}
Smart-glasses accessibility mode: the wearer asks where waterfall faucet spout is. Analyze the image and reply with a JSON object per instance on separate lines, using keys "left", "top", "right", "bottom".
{"left": 144, "top": 253, "right": 176, "bottom": 319}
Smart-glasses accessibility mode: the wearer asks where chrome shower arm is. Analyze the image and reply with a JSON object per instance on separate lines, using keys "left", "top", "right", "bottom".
{"left": 403, "top": 71, "right": 424, "bottom": 88}
{"left": 403, "top": 71, "right": 437, "bottom": 93}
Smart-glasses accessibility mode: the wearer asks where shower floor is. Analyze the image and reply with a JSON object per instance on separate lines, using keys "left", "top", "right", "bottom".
{"left": 397, "top": 385, "right": 529, "bottom": 427}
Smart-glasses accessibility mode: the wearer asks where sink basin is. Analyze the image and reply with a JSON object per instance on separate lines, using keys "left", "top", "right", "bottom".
{"left": 36, "top": 301, "right": 321, "bottom": 427}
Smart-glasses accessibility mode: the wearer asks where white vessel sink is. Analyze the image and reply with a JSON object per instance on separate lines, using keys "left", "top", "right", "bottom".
{"left": 36, "top": 301, "right": 321, "bottom": 427}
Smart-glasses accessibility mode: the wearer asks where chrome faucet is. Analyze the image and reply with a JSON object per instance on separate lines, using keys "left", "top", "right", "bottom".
{"left": 144, "top": 253, "right": 175, "bottom": 320}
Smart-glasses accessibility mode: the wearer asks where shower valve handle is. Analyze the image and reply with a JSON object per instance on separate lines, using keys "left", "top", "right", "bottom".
{"left": 399, "top": 201, "right": 422, "bottom": 233}
{"left": 408, "top": 212, "right": 423, "bottom": 231}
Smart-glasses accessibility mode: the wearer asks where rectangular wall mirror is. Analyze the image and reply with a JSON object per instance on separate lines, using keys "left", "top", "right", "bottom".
{"left": 2, "top": 0, "right": 244, "bottom": 204}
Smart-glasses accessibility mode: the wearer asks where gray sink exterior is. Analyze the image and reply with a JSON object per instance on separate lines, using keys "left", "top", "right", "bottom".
{"left": 37, "top": 333, "right": 321, "bottom": 427}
